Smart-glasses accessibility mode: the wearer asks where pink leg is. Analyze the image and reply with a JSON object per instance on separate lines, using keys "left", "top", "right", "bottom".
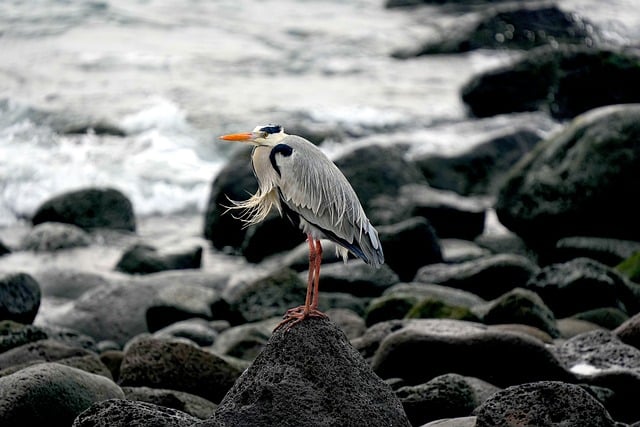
{"left": 274, "top": 235, "right": 327, "bottom": 332}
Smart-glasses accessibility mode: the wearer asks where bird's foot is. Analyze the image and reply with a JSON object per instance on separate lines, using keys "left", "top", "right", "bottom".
{"left": 274, "top": 305, "right": 328, "bottom": 332}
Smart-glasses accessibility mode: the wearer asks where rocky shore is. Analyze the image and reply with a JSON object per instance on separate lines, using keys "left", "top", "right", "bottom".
{"left": 3, "top": 1, "right": 640, "bottom": 427}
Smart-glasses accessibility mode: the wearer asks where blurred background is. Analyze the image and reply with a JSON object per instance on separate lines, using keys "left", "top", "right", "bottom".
{"left": 0, "top": 0, "right": 638, "bottom": 228}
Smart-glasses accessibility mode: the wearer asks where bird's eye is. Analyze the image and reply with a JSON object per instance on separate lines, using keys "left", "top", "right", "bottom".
{"left": 260, "top": 132, "right": 269, "bottom": 139}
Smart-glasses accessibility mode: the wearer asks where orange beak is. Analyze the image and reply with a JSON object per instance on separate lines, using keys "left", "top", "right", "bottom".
{"left": 219, "top": 132, "right": 253, "bottom": 141}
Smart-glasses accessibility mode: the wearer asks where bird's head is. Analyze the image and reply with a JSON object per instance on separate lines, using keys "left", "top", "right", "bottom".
{"left": 219, "top": 124, "right": 287, "bottom": 146}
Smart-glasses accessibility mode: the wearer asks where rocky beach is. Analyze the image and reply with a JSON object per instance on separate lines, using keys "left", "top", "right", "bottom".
{"left": 3, "top": 0, "right": 640, "bottom": 426}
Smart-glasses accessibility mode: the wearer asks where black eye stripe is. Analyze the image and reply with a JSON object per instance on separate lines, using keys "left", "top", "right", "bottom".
{"left": 259, "top": 125, "right": 283, "bottom": 134}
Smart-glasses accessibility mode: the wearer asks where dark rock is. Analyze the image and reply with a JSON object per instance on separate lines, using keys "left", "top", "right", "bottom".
{"left": 376, "top": 217, "right": 443, "bottom": 282}
{"left": 384, "top": 282, "right": 487, "bottom": 309}
{"left": 555, "top": 330, "right": 640, "bottom": 376}
{"left": 223, "top": 267, "right": 307, "bottom": 323}
{"left": 203, "top": 145, "right": 257, "bottom": 250}
{"left": 462, "top": 46, "right": 640, "bottom": 120}
{"left": 0, "top": 362, "right": 124, "bottom": 427}
{"left": 72, "top": 398, "right": 197, "bottom": 427}
{"left": 385, "top": 0, "right": 535, "bottom": 7}
{"left": 572, "top": 307, "right": 629, "bottom": 330}
{"left": 209, "top": 317, "right": 279, "bottom": 362}
{"left": 240, "top": 214, "right": 305, "bottom": 263}
{"left": 371, "top": 184, "right": 488, "bottom": 239}
{"left": 0, "top": 320, "right": 48, "bottom": 354}
{"left": 370, "top": 319, "right": 573, "bottom": 387}
{"left": 524, "top": 258, "right": 640, "bottom": 318}
{"left": 557, "top": 317, "right": 605, "bottom": 339}
{"left": 0, "top": 239, "right": 10, "bottom": 256}
{"left": 406, "top": 297, "right": 480, "bottom": 322}
{"left": 396, "top": 373, "right": 500, "bottom": 426}
{"left": 99, "top": 350, "right": 123, "bottom": 382}
{"left": 0, "top": 338, "right": 96, "bottom": 371}
{"left": 115, "top": 243, "right": 202, "bottom": 275}
{"left": 201, "top": 317, "right": 411, "bottom": 427}
{"left": 333, "top": 143, "right": 428, "bottom": 212}
{"left": 554, "top": 236, "right": 640, "bottom": 267}
{"left": 414, "top": 129, "right": 541, "bottom": 196}
{"left": 475, "top": 287, "right": 560, "bottom": 338}
{"left": 441, "top": 238, "right": 492, "bottom": 263}
{"left": 20, "top": 222, "right": 91, "bottom": 251}
{"left": 30, "top": 267, "right": 111, "bottom": 299}
{"left": 123, "top": 386, "right": 217, "bottom": 419}
{"left": 414, "top": 254, "right": 539, "bottom": 300}
{"left": 309, "top": 259, "right": 399, "bottom": 297}
{"left": 365, "top": 293, "right": 420, "bottom": 326}
{"left": 152, "top": 319, "right": 219, "bottom": 347}
{"left": 615, "top": 312, "right": 640, "bottom": 350}
{"left": 395, "top": 5, "right": 602, "bottom": 57}
{"left": 325, "top": 308, "right": 366, "bottom": 340}
{"left": 474, "top": 381, "right": 618, "bottom": 427}
{"left": 146, "top": 283, "right": 226, "bottom": 332}
{"left": 0, "top": 272, "right": 41, "bottom": 324}
{"left": 118, "top": 336, "right": 244, "bottom": 403}
{"left": 32, "top": 187, "right": 136, "bottom": 231}
{"left": 496, "top": 105, "right": 640, "bottom": 248}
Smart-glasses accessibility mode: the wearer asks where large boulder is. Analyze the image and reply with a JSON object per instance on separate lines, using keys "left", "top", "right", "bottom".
{"left": 461, "top": 46, "right": 640, "bottom": 120}
{"left": 200, "top": 317, "right": 411, "bottom": 427}
{"left": 32, "top": 187, "right": 136, "bottom": 231}
{"left": 0, "top": 272, "right": 41, "bottom": 324}
{"left": 495, "top": 104, "right": 640, "bottom": 248}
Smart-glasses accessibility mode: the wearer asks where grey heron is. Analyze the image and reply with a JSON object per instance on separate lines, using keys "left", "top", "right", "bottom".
{"left": 219, "top": 124, "right": 384, "bottom": 330}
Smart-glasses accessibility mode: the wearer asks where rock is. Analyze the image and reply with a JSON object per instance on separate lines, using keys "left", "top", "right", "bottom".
{"left": 474, "top": 287, "right": 560, "bottom": 338}
{"left": 99, "top": 349, "right": 123, "bottom": 382}
{"left": 115, "top": 243, "right": 202, "bottom": 275}
{"left": 123, "top": 386, "right": 217, "bottom": 419}
{"left": 474, "top": 381, "right": 618, "bottom": 427}
{"left": 0, "top": 362, "right": 124, "bottom": 426}
{"left": 0, "top": 338, "right": 97, "bottom": 371}
{"left": 413, "top": 254, "right": 539, "bottom": 300}
{"left": 146, "top": 283, "right": 227, "bottom": 332}
{"left": 203, "top": 145, "right": 257, "bottom": 250}
{"left": 369, "top": 319, "right": 573, "bottom": 387}
{"left": 325, "top": 308, "right": 366, "bottom": 340}
{"left": 201, "top": 317, "right": 411, "bottom": 427}
{"left": 72, "top": 398, "right": 198, "bottom": 427}
{"left": 406, "top": 297, "right": 480, "bottom": 322}
{"left": 396, "top": 373, "right": 500, "bottom": 426}
{"left": 223, "top": 267, "right": 307, "bottom": 323}
{"left": 557, "top": 317, "right": 605, "bottom": 339}
{"left": 240, "top": 214, "right": 305, "bottom": 262}
{"left": 0, "top": 239, "right": 10, "bottom": 256}
{"left": 462, "top": 46, "right": 640, "bottom": 120}
{"left": 30, "top": 267, "right": 111, "bottom": 299}
{"left": 554, "top": 236, "right": 640, "bottom": 267}
{"left": 365, "top": 293, "right": 421, "bottom": 326}
{"left": 414, "top": 129, "right": 541, "bottom": 196}
{"left": 20, "top": 222, "right": 91, "bottom": 251}
{"left": 308, "top": 260, "right": 399, "bottom": 298}
{"left": 524, "top": 258, "right": 640, "bottom": 318}
{"left": 572, "top": 307, "right": 629, "bottom": 330}
{"left": 333, "top": 143, "right": 428, "bottom": 212}
{"left": 32, "top": 187, "right": 136, "bottom": 231}
{"left": 371, "top": 184, "right": 488, "bottom": 240}
{"left": 0, "top": 272, "right": 41, "bottom": 324}
{"left": 209, "top": 317, "right": 279, "bottom": 361}
{"left": 384, "top": 282, "right": 487, "bottom": 309}
{"left": 0, "top": 320, "right": 48, "bottom": 354}
{"left": 495, "top": 104, "right": 640, "bottom": 248}
{"left": 421, "top": 417, "right": 477, "bottom": 427}
{"left": 118, "top": 336, "right": 244, "bottom": 403}
{"left": 441, "top": 238, "right": 492, "bottom": 263}
{"left": 376, "top": 217, "right": 443, "bottom": 282}
{"left": 615, "top": 312, "right": 640, "bottom": 350}
{"left": 152, "top": 319, "right": 219, "bottom": 347}
{"left": 394, "top": 5, "right": 602, "bottom": 57}
{"left": 556, "top": 330, "right": 640, "bottom": 377}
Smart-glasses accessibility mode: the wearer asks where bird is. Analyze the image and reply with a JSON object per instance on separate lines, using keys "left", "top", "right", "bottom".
{"left": 219, "top": 124, "right": 384, "bottom": 331}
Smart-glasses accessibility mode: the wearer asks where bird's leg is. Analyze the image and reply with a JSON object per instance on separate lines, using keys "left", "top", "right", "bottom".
{"left": 310, "top": 239, "right": 323, "bottom": 311}
{"left": 274, "top": 235, "right": 326, "bottom": 332}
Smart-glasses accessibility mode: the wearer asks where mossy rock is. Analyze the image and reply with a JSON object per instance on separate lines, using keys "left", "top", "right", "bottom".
{"left": 365, "top": 294, "right": 420, "bottom": 327}
{"left": 616, "top": 251, "right": 640, "bottom": 283}
{"left": 405, "top": 297, "right": 479, "bottom": 322}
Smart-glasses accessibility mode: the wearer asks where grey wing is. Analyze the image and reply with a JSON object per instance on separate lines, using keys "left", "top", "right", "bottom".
{"left": 276, "top": 138, "right": 384, "bottom": 266}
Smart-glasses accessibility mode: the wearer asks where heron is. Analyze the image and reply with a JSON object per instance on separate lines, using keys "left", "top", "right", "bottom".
{"left": 219, "top": 124, "right": 384, "bottom": 330}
